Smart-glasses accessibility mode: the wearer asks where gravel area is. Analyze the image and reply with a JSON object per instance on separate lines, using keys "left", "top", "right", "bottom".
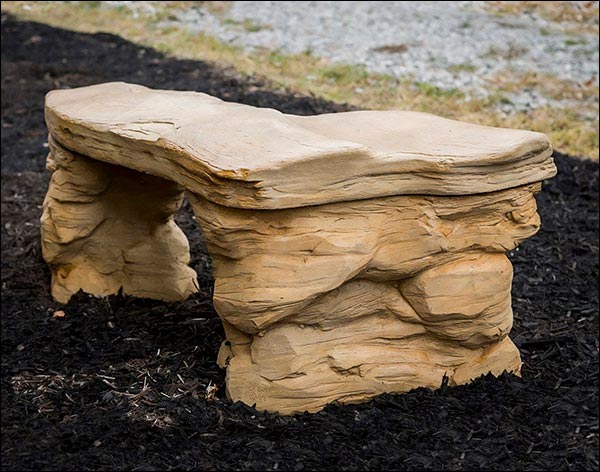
{"left": 150, "top": 1, "right": 600, "bottom": 111}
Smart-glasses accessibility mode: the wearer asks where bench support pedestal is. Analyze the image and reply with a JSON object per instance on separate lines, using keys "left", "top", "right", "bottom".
{"left": 187, "top": 185, "right": 539, "bottom": 414}
{"left": 41, "top": 140, "right": 198, "bottom": 303}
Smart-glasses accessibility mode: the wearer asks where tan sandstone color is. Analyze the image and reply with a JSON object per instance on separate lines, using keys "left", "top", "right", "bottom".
{"left": 42, "top": 82, "right": 556, "bottom": 414}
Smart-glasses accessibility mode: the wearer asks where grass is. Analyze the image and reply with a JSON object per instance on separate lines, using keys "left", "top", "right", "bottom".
{"left": 2, "top": 0, "right": 598, "bottom": 160}
{"left": 484, "top": 43, "right": 530, "bottom": 61}
{"left": 222, "top": 17, "right": 269, "bottom": 33}
{"left": 483, "top": 1, "right": 599, "bottom": 35}
{"left": 448, "top": 63, "right": 477, "bottom": 73}
{"left": 80, "top": 1, "right": 101, "bottom": 10}
{"left": 413, "top": 82, "right": 464, "bottom": 99}
{"left": 489, "top": 69, "right": 599, "bottom": 103}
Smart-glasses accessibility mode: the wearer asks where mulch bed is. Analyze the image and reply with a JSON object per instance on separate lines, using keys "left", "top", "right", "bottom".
{"left": 1, "top": 14, "right": 598, "bottom": 471}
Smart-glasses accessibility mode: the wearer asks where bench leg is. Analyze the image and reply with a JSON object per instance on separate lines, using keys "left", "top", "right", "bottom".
{"left": 188, "top": 185, "right": 540, "bottom": 414}
{"left": 41, "top": 137, "right": 198, "bottom": 303}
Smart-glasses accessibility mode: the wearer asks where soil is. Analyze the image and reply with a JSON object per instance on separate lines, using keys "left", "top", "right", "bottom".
{"left": 1, "top": 14, "right": 599, "bottom": 471}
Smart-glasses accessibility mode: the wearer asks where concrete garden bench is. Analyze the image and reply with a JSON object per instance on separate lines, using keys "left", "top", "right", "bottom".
{"left": 42, "top": 82, "right": 557, "bottom": 414}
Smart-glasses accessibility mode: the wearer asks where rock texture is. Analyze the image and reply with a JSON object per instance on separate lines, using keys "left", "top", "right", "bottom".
{"left": 188, "top": 184, "right": 538, "bottom": 413}
{"left": 45, "top": 82, "right": 555, "bottom": 209}
{"left": 42, "top": 82, "right": 557, "bottom": 414}
{"left": 41, "top": 136, "right": 198, "bottom": 303}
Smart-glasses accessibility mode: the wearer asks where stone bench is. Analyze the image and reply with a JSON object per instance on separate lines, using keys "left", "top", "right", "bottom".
{"left": 42, "top": 82, "right": 557, "bottom": 414}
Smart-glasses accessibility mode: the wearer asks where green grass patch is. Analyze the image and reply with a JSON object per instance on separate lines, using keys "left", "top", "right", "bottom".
{"left": 319, "top": 64, "right": 369, "bottom": 85}
{"left": 448, "top": 63, "right": 477, "bottom": 73}
{"left": 414, "top": 82, "right": 464, "bottom": 99}
{"left": 223, "top": 17, "right": 268, "bottom": 32}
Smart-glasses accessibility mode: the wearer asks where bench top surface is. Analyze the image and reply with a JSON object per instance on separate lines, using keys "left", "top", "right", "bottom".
{"left": 45, "top": 82, "right": 556, "bottom": 209}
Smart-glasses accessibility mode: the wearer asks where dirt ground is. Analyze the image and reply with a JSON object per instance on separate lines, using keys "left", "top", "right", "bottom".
{"left": 1, "top": 14, "right": 599, "bottom": 471}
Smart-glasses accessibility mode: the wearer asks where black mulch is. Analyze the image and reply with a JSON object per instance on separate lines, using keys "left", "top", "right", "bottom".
{"left": 1, "top": 14, "right": 598, "bottom": 471}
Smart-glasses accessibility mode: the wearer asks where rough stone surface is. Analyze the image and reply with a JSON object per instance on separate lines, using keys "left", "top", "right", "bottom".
{"left": 188, "top": 184, "right": 538, "bottom": 413}
{"left": 45, "top": 82, "right": 555, "bottom": 210}
{"left": 41, "top": 82, "right": 556, "bottom": 414}
{"left": 41, "top": 136, "right": 198, "bottom": 303}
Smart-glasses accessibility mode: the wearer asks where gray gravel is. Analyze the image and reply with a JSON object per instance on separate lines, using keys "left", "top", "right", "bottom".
{"left": 108, "top": 1, "right": 599, "bottom": 113}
